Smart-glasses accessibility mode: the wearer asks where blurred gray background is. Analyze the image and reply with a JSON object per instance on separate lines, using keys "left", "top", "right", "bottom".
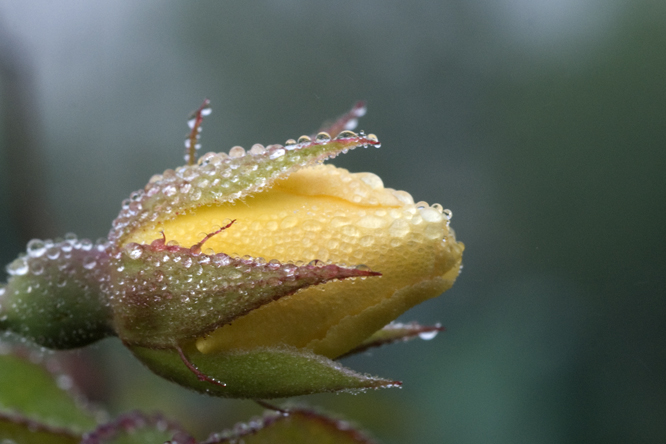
{"left": 1, "top": 1, "right": 665, "bottom": 443}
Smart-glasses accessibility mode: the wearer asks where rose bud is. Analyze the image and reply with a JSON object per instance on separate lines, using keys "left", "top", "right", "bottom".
{"left": 0, "top": 103, "right": 463, "bottom": 398}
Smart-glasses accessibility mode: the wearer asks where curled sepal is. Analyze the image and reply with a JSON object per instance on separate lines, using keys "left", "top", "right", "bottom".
{"left": 80, "top": 411, "right": 194, "bottom": 444}
{"left": 130, "top": 345, "right": 400, "bottom": 399}
{"left": 202, "top": 407, "right": 378, "bottom": 444}
{"left": 109, "top": 228, "right": 380, "bottom": 348}
{"left": 0, "top": 238, "right": 113, "bottom": 349}
{"left": 109, "top": 133, "right": 380, "bottom": 245}
{"left": 339, "top": 322, "right": 445, "bottom": 359}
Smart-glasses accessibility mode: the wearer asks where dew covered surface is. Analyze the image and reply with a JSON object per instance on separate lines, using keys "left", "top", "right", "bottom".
{"left": 161, "top": 161, "right": 464, "bottom": 360}
{"left": 109, "top": 133, "right": 380, "bottom": 246}
{"left": 1, "top": 2, "right": 665, "bottom": 443}
{"left": 1, "top": 236, "right": 113, "bottom": 349}
{"left": 108, "top": 232, "right": 380, "bottom": 348}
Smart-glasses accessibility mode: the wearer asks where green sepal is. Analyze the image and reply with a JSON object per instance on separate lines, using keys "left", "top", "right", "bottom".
{"left": 129, "top": 344, "right": 398, "bottom": 399}
{"left": 109, "top": 237, "right": 379, "bottom": 348}
{"left": 108, "top": 133, "right": 380, "bottom": 245}
{"left": 1, "top": 238, "right": 113, "bottom": 349}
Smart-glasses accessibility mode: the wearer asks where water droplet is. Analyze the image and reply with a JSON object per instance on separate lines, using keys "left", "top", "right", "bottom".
{"left": 335, "top": 130, "right": 357, "bottom": 139}
{"left": 389, "top": 219, "right": 410, "bottom": 238}
{"left": 83, "top": 256, "right": 97, "bottom": 270}
{"left": 27, "top": 239, "right": 47, "bottom": 258}
{"left": 198, "top": 152, "right": 216, "bottom": 165}
{"left": 358, "top": 172, "right": 384, "bottom": 190}
{"left": 315, "top": 132, "right": 331, "bottom": 142}
{"left": 269, "top": 148, "right": 286, "bottom": 160}
{"left": 6, "top": 258, "right": 28, "bottom": 276}
{"left": 297, "top": 135, "right": 311, "bottom": 144}
{"left": 229, "top": 146, "right": 245, "bottom": 158}
{"left": 366, "top": 133, "right": 381, "bottom": 148}
{"left": 163, "top": 185, "right": 177, "bottom": 197}
{"left": 127, "top": 244, "right": 143, "bottom": 260}
{"left": 280, "top": 216, "right": 298, "bottom": 229}
{"left": 29, "top": 260, "right": 44, "bottom": 275}
{"left": 249, "top": 144, "right": 265, "bottom": 155}
{"left": 443, "top": 209, "right": 452, "bottom": 220}
{"left": 418, "top": 329, "right": 439, "bottom": 340}
{"left": 420, "top": 207, "right": 444, "bottom": 223}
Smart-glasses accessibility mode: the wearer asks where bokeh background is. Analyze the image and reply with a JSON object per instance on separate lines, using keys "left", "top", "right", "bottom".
{"left": 1, "top": 1, "right": 665, "bottom": 443}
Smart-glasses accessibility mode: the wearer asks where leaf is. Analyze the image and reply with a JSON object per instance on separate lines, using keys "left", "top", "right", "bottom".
{"left": 109, "top": 133, "right": 380, "bottom": 245}
{"left": 202, "top": 408, "right": 378, "bottom": 444}
{"left": 0, "top": 415, "right": 80, "bottom": 444}
{"left": 79, "top": 411, "right": 194, "bottom": 444}
{"left": 129, "top": 345, "right": 399, "bottom": 399}
{"left": 338, "top": 322, "right": 444, "bottom": 358}
{"left": 0, "top": 347, "right": 98, "bottom": 443}
{"left": 0, "top": 349, "right": 97, "bottom": 432}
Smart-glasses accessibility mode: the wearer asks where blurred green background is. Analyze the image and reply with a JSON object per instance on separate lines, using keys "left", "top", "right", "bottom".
{"left": 0, "top": 1, "right": 665, "bottom": 443}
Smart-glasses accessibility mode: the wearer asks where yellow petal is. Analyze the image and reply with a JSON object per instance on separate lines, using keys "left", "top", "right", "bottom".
{"left": 125, "top": 164, "right": 463, "bottom": 359}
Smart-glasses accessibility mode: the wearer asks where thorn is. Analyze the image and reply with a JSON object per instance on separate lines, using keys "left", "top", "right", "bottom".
{"left": 175, "top": 345, "right": 226, "bottom": 388}
{"left": 190, "top": 219, "right": 235, "bottom": 254}
{"left": 185, "top": 98, "right": 211, "bottom": 166}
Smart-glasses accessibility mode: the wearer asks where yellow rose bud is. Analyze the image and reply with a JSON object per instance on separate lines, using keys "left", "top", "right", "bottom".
{"left": 124, "top": 163, "right": 463, "bottom": 360}
{"left": 1, "top": 102, "right": 463, "bottom": 399}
